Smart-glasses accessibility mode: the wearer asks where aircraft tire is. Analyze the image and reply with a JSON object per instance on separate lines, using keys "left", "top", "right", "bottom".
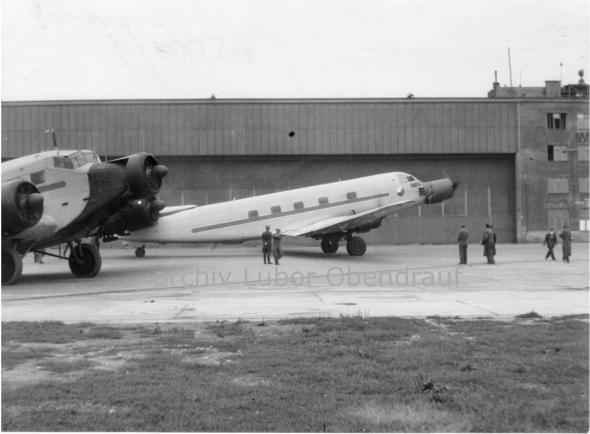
{"left": 69, "top": 243, "right": 102, "bottom": 278}
{"left": 346, "top": 236, "right": 367, "bottom": 256}
{"left": 321, "top": 238, "right": 339, "bottom": 254}
{"left": 2, "top": 244, "right": 23, "bottom": 285}
{"left": 135, "top": 247, "right": 146, "bottom": 258}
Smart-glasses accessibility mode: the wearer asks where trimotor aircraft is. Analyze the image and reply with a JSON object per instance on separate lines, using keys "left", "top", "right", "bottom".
{"left": 2, "top": 149, "right": 168, "bottom": 284}
{"left": 125, "top": 172, "right": 458, "bottom": 257}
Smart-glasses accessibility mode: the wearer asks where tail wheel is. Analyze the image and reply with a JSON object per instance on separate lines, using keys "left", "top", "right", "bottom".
{"left": 346, "top": 236, "right": 367, "bottom": 256}
{"left": 321, "top": 238, "right": 339, "bottom": 254}
{"left": 135, "top": 246, "right": 146, "bottom": 258}
{"left": 2, "top": 244, "right": 23, "bottom": 285}
{"left": 68, "top": 243, "right": 102, "bottom": 278}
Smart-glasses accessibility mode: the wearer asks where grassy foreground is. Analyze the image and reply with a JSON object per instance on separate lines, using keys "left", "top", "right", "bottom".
{"left": 2, "top": 315, "right": 588, "bottom": 432}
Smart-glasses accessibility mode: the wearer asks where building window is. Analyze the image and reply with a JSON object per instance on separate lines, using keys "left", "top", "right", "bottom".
{"left": 318, "top": 197, "right": 329, "bottom": 206}
{"left": 293, "top": 201, "right": 304, "bottom": 210}
{"left": 346, "top": 192, "right": 357, "bottom": 200}
{"left": 547, "top": 113, "right": 567, "bottom": 129}
{"left": 580, "top": 220, "right": 590, "bottom": 231}
{"left": 547, "top": 145, "right": 568, "bottom": 161}
{"left": 577, "top": 113, "right": 589, "bottom": 130}
{"left": 248, "top": 210, "right": 259, "bottom": 218}
{"left": 578, "top": 146, "right": 589, "bottom": 161}
{"left": 30, "top": 171, "right": 45, "bottom": 185}
{"left": 270, "top": 206, "right": 281, "bottom": 214}
{"left": 579, "top": 178, "right": 589, "bottom": 194}
{"left": 547, "top": 209, "right": 569, "bottom": 230}
{"left": 547, "top": 178, "right": 569, "bottom": 193}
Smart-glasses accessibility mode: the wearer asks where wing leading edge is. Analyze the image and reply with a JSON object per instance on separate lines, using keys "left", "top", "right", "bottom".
{"left": 281, "top": 199, "right": 417, "bottom": 237}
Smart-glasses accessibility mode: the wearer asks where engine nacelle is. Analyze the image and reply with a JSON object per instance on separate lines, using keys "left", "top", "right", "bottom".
{"left": 423, "top": 178, "right": 459, "bottom": 204}
{"left": 115, "top": 153, "right": 168, "bottom": 198}
{"left": 2, "top": 179, "right": 44, "bottom": 237}
{"left": 103, "top": 198, "right": 166, "bottom": 235}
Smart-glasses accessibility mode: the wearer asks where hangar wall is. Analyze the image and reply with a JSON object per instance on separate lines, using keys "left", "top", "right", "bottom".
{"left": 156, "top": 155, "right": 515, "bottom": 244}
{"left": 1, "top": 99, "right": 516, "bottom": 157}
{"left": 4, "top": 94, "right": 587, "bottom": 243}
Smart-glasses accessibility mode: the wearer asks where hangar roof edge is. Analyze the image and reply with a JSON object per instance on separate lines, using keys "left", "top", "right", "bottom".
{"left": 1, "top": 97, "right": 588, "bottom": 106}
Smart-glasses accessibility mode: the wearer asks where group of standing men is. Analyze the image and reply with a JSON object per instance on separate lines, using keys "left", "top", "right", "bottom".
{"left": 261, "top": 225, "right": 283, "bottom": 265}
{"left": 457, "top": 224, "right": 573, "bottom": 265}
{"left": 543, "top": 226, "right": 572, "bottom": 262}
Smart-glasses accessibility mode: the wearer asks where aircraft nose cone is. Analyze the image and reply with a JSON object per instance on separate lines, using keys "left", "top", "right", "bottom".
{"left": 153, "top": 164, "right": 168, "bottom": 179}
{"left": 26, "top": 193, "right": 44, "bottom": 215}
{"left": 151, "top": 199, "right": 166, "bottom": 212}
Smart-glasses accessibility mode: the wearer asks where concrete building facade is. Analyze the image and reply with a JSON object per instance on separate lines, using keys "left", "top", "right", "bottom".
{"left": 2, "top": 78, "right": 588, "bottom": 244}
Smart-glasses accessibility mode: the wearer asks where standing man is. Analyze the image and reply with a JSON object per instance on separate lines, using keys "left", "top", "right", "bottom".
{"left": 261, "top": 225, "right": 272, "bottom": 264}
{"left": 272, "top": 228, "right": 283, "bottom": 265}
{"left": 481, "top": 223, "right": 495, "bottom": 264}
{"left": 457, "top": 224, "right": 469, "bottom": 264}
{"left": 543, "top": 227, "right": 558, "bottom": 261}
{"left": 559, "top": 225, "right": 572, "bottom": 263}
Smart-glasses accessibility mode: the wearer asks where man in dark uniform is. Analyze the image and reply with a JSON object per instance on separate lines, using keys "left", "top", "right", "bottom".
{"left": 558, "top": 225, "right": 572, "bottom": 263}
{"left": 272, "top": 228, "right": 283, "bottom": 265}
{"left": 543, "top": 227, "right": 558, "bottom": 260}
{"left": 261, "top": 225, "right": 272, "bottom": 264}
{"left": 457, "top": 224, "right": 468, "bottom": 264}
{"left": 481, "top": 223, "right": 495, "bottom": 264}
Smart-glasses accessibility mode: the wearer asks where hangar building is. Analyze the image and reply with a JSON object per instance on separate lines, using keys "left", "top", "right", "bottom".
{"left": 2, "top": 76, "right": 588, "bottom": 244}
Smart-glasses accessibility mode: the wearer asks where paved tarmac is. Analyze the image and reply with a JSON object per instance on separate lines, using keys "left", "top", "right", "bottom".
{"left": 2, "top": 243, "right": 588, "bottom": 324}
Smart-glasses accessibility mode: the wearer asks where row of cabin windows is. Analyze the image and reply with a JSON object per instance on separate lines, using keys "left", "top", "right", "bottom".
{"left": 247, "top": 192, "right": 358, "bottom": 218}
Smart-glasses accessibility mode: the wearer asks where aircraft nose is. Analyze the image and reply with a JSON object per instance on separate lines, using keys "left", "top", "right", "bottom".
{"left": 153, "top": 164, "right": 168, "bottom": 179}
{"left": 423, "top": 177, "right": 458, "bottom": 204}
{"left": 26, "top": 192, "right": 45, "bottom": 217}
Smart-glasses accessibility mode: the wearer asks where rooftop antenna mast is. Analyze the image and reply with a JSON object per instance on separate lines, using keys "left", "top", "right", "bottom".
{"left": 507, "top": 48, "right": 513, "bottom": 86}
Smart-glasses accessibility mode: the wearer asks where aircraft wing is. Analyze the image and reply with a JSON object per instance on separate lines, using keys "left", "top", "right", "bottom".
{"left": 281, "top": 199, "right": 417, "bottom": 237}
{"left": 159, "top": 205, "right": 197, "bottom": 217}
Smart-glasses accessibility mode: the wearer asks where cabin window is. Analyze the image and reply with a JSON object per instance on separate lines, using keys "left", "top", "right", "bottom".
{"left": 293, "top": 201, "right": 304, "bottom": 209}
{"left": 30, "top": 171, "right": 45, "bottom": 185}
{"left": 346, "top": 192, "right": 357, "bottom": 200}
{"left": 248, "top": 210, "right": 259, "bottom": 218}
{"left": 318, "top": 197, "right": 329, "bottom": 205}
{"left": 271, "top": 206, "right": 281, "bottom": 214}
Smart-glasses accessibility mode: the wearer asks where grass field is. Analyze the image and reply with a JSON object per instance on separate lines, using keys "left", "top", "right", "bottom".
{"left": 2, "top": 314, "right": 588, "bottom": 432}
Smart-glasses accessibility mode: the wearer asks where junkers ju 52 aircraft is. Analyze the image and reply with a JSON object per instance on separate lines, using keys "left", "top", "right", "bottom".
{"left": 125, "top": 172, "right": 458, "bottom": 257}
{"left": 2, "top": 149, "right": 168, "bottom": 284}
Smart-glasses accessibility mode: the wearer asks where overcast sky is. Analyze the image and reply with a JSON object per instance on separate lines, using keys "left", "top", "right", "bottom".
{"left": 2, "top": 0, "right": 589, "bottom": 100}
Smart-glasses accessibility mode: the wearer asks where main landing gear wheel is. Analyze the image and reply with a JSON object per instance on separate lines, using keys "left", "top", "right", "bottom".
{"left": 135, "top": 246, "right": 146, "bottom": 258}
{"left": 2, "top": 244, "right": 23, "bottom": 285}
{"left": 346, "top": 236, "right": 367, "bottom": 256}
{"left": 68, "top": 243, "right": 102, "bottom": 278}
{"left": 321, "top": 238, "right": 339, "bottom": 254}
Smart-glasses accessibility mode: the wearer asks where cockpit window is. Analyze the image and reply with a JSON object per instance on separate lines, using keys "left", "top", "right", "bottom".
{"left": 406, "top": 175, "right": 415, "bottom": 181}
{"left": 82, "top": 151, "right": 100, "bottom": 164}
{"left": 53, "top": 156, "right": 74, "bottom": 169}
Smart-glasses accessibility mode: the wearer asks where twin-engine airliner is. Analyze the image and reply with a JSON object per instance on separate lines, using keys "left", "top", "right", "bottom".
{"left": 2, "top": 149, "right": 168, "bottom": 284}
{"left": 125, "top": 172, "right": 458, "bottom": 257}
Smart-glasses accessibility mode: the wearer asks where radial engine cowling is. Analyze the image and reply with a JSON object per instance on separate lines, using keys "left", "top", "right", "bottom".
{"left": 2, "top": 179, "right": 44, "bottom": 237}
{"left": 423, "top": 178, "right": 459, "bottom": 204}
{"left": 104, "top": 198, "right": 166, "bottom": 235}
{"left": 122, "top": 153, "right": 168, "bottom": 198}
